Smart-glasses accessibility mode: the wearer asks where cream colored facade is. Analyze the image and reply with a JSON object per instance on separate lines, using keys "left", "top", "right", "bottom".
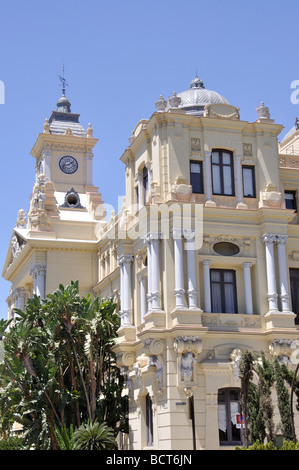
{"left": 3, "top": 77, "right": 299, "bottom": 450}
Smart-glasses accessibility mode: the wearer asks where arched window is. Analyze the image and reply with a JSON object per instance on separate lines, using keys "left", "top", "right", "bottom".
{"left": 218, "top": 388, "right": 242, "bottom": 445}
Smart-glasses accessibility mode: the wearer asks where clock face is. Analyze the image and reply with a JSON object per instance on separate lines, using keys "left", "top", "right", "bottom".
{"left": 59, "top": 155, "right": 78, "bottom": 174}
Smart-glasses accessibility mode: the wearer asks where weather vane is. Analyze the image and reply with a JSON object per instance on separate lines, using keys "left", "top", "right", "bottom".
{"left": 58, "top": 63, "right": 68, "bottom": 96}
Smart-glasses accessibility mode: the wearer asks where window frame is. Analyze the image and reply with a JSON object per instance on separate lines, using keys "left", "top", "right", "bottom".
{"left": 146, "top": 394, "right": 154, "bottom": 447}
{"left": 143, "top": 166, "right": 149, "bottom": 204}
{"left": 290, "top": 268, "right": 299, "bottom": 325}
{"left": 218, "top": 388, "right": 242, "bottom": 446}
{"left": 211, "top": 149, "right": 235, "bottom": 196}
{"left": 190, "top": 160, "right": 204, "bottom": 194}
{"left": 210, "top": 268, "right": 238, "bottom": 314}
{"left": 242, "top": 165, "right": 256, "bottom": 198}
{"left": 285, "top": 190, "right": 297, "bottom": 212}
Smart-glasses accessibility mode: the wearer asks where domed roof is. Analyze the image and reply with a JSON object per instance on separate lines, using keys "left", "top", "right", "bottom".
{"left": 48, "top": 93, "right": 86, "bottom": 137}
{"left": 176, "top": 75, "right": 229, "bottom": 116}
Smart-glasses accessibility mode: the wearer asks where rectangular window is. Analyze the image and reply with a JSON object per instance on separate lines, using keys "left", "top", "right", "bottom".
{"left": 146, "top": 394, "right": 154, "bottom": 446}
{"left": 211, "top": 150, "right": 234, "bottom": 196}
{"left": 143, "top": 166, "right": 149, "bottom": 204}
{"left": 285, "top": 190, "right": 297, "bottom": 212}
{"left": 210, "top": 269, "right": 237, "bottom": 313}
{"left": 190, "top": 161, "right": 203, "bottom": 194}
{"left": 242, "top": 165, "right": 256, "bottom": 198}
{"left": 218, "top": 388, "right": 241, "bottom": 445}
{"left": 290, "top": 268, "right": 299, "bottom": 325}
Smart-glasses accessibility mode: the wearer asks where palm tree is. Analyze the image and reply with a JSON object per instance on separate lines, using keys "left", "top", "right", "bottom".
{"left": 72, "top": 420, "right": 117, "bottom": 450}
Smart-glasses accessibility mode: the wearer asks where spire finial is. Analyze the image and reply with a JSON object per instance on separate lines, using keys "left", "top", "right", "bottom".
{"left": 58, "top": 61, "right": 68, "bottom": 96}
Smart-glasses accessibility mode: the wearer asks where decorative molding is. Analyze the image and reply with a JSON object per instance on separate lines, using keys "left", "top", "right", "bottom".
{"left": 269, "top": 339, "right": 299, "bottom": 365}
{"left": 30, "top": 263, "right": 46, "bottom": 277}
{"left": 201, "top": 234, "right": 251, "bottom": 255}
{"left": 191, "top": 137, "right": 201, "bottom": 152}
{"left": 202, "top": 313, "right": 261, "bottom": 329}
{"left": 174, "top": 336, "right": 202, "bottom": 387}
{"left": 243, "top": 143, "right": 253, "bottom": 156}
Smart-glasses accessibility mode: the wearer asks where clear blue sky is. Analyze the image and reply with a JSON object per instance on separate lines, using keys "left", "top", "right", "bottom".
{"left": 0, "top": 0, "right": 298, "bottom": 318}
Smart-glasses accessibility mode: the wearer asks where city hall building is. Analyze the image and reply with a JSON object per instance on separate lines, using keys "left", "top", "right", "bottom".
{"left": 3, "top": 75, "right": 299, "bottom": 449}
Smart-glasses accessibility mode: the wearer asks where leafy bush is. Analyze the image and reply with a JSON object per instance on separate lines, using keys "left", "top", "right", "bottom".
{"left": 72, "top": 421, "right": 117, "bottom": 450}
{"left": 0, "top": 436, "right": 23, "bottom": 450}
{"left": 236, "top": 439, "right": 299, "bottom": 450}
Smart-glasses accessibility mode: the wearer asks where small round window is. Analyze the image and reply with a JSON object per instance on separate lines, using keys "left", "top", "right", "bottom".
{"left": 213, "top": 242, "right": 240, "bottom": 256}
{"left": 66, "top": 193, "right": 79, "bottom": 207}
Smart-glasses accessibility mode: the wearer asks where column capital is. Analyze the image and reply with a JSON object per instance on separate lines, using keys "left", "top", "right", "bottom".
{"left": 171, "top": 228, "right": 182, "bottom": 239}
{"left": 261, "top": 233, "right": 277, "bottom": 245}
{"left": 147, "top": 231, "right": 162, "bottom": 241}
{"left": 202, "top": 259, "right": 211, "bottom": 266}
{"left": 118, "top": 254, "right": 134, "bottom": 266}
{"left": 183, "top": 229, "right": 196, "bottom": 241}
{"left": 276, "top": 234, "right": 288, "bottom": 245}
{"left": 242, "top": 262, "right": 252, "bottom": 269}
{"left": 30, "top": 263, "right": 46, "bottom": 277}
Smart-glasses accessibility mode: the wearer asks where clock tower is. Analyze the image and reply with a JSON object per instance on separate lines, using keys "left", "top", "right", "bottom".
{"left": 2, "top": 91, "right": 106, "bottom": 315}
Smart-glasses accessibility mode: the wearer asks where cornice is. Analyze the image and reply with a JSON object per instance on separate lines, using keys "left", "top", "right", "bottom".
{"left": 31, "top": 132, "right": 98, "bottom": 159}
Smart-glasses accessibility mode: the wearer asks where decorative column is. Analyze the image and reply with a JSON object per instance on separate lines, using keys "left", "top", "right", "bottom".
{"left": 138, "top": 275, "right": 147, "bottom": 323}
{"left": 118, "top": 255, "right": 134, "bottom": 326}
{"left": 30, "top": 263, "right": 46, "bottom": 299}
{"left": 204, "top": 151, "right": 213, "bottom": 204}
{"left": 15, "top": 287, "right": 27, "bottom": 311}
{"left": 242, "top": 262, "right": 253, "bottom": 314}
{"left": 202, "top": 260, "right": 211, "bottom": 313}
{"left": 172, "top": 228, "right": 185, "bottom": 309}
{"left": 42, "top": 146, "right": 51, "bottom": 181}
{"left": 277, "top": 235, "right": 291, "bottom": 312}
{"left": 184, "top": 229, "right": 198, "bottom": 309}
{"left": 150, "top": 233, "right": 161, "bottom": 310}
{"left": 146, "top": 236, "right": 152, "bottom": 312}
{"left": 262, "top": 234, "right": 278, "bottom": 312}
{"left": 86, "top": 152, "right": 93, "bottom": 185}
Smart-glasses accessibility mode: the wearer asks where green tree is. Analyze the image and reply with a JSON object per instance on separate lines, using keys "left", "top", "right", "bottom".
{"left": 0, "top": 281, "right": 127, "bottom": 449}
{"left": 274, "top": 358, "right": 293, "bottom": 440}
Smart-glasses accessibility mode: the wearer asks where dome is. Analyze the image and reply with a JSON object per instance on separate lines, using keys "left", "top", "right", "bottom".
{"left": 56, "top": 94, "right": 71, "bottom": 113}
{"left": 176, "top": 75, "right": 229, "bottom": 116}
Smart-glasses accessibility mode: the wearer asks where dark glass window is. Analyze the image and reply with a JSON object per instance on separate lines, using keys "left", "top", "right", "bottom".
{"left": 143, "top": 166, "right": 149, "bottom": 204}
{"left": 211, "top": 150, "right": 234, "bottom": 196}
{"left": 285, "top": 190, "right": 297, "bottom": 212}
{"left": 190, "top": 161, "right": 204, "bottom": 194}
{"left": 218, "top": 388, "right": 242, "bottom": 445}
{"left": 210, "top": 269, "right": 237, "bottom": 313}
{"left": 146, "top": 394, "right": 154, "bottom": 446}
{"left": 290, "top": 268, "right": 299, "bottom": 325}
{"left": 242, "top": 166, "right": 256, "bottom": 198}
